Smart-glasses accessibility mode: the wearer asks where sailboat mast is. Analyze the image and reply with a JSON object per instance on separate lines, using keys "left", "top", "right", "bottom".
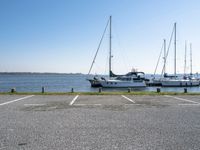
{"left": 184, "top": 41, "right": 187, "bottom": 76}
{"left": 109, "top": 16, "right": 112, "bottom": 77}
{"left": 174, "top": 22, "right": 177, "bottom": 77}
{"left": 190, "top": 43, "right": 192, "bottom": 75}
{"left": 163, "top": 39, "right": 166, "bottom": 75}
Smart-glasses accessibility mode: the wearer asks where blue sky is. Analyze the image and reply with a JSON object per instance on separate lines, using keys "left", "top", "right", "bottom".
{"left": 0, "top": 0, "right": 200, "bottom": 74}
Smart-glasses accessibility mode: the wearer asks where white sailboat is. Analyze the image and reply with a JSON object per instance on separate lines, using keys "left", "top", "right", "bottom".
{"left": 160, "top": 23, "right": 199, "bottom": 87}
{"left": 148, "top": 39, "right": 167, "bottom": 86}
{"left": 87, "top": 16, "right": 146, "bottom": 88}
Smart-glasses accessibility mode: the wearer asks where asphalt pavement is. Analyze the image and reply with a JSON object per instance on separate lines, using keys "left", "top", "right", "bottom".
{"left": 0, "top": 94, "right": 200, "bottom": 150}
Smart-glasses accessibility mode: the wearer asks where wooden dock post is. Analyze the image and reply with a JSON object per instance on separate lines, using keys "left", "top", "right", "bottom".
{"left": 11, "top": 88, "right": 16, "bottom": 93}
{"left": 42, "top": 87, "right": 45, "bottom": 93}
{"left": 157, "top": 88, "right": 161, "bottom": 93}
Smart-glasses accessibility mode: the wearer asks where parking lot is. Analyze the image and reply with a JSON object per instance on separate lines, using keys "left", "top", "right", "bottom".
{"left": 0, "top": 94, "right": 200, "bottom": 149}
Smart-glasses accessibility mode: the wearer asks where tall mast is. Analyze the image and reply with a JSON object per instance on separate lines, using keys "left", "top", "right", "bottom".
{"left": 109, "top": 16, "right": 112, "bottom": 77}
{"left": 184, "top": 41, "right": 187, "bottom": 76}
{"left": 174, "top": 22, "right": 177, "bottom": 77}
{"left": 190, "top": 43, "right": 192, "bottom": 75}
{"left": 163, "top": 39, "right": 166, "bottom": 75}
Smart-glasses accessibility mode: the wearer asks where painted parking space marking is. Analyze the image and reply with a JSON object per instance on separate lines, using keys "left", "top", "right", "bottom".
{"left": 0, "top": 95, "right": 35, "bottom": 106}
{"left": 164, "top": 95, "right": 199, "bottom": 104}
{"left": 121, "top": 95, "right": 135, "bottom": 103}
{"left": 178, "top": 103, "right": 200, "bottom": 106}
{"left": 125, "top": 104, "right": 143, "bottom": 106}
{"left": 74, "top": 104, "right": 102, "bottom": 106}
{"left": 69, "top": 95, "right": 79, "bottom": 105}
{"left": 24, "top": 104, "right": 46, "bottom": 106}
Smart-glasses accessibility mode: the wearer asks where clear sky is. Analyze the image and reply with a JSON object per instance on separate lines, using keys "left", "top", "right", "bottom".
{"left": 0, "top": 0, "right": 200, "bottom": 74}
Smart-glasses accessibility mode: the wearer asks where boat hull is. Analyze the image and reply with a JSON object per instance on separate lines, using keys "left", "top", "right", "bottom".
{"left": 161, "top": 79, "right": 199, "bottom": 87}
{"left": 87, "top": 79, "right": 102, "bottom": 87}
{"left": 99, "top": 80, "right": 146, "bottom": 88}
{"left": 147, "top": 79, "right": 162, "bottom": 86}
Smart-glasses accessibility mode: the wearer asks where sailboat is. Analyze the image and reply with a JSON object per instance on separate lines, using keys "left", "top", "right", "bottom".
{"left": 148, "top": 39, "right": 167, "bottom": 86}
{"left": 160, "top": 23, "right": 199, "bottom": 87}
{"left": 87, "top": 16, "right": 146, "bottom": 88}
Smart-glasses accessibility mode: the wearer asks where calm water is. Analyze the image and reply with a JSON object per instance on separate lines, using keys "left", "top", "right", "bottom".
{"left": 0, "top": 73, "right": 200, "bottom": 93}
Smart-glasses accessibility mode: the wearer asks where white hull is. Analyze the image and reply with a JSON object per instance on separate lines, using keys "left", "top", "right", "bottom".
{"left": 161, "top": 79, "right": 199, "bottom": 87}
{"left": 99, "top": 79, "right": 146, "bottom": 88}
{"left": 148, "top": 79, "right": 162, "bottom": 86}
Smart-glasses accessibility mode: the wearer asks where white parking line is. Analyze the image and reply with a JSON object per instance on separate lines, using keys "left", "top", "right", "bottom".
{"left": 179, "top": 103, "right": 200, "bottom": 106}
{"left": 125, "top": 104, "right": 142, "bottom": 106}
{"left": 74, "top": 104, "right": 102, "bottom": 106}
{"left": 0, "top": 95, "right": 35, "bottom": 106}
{"left": 121, "top": 95, "right": 135, "bottom": 103}
{"left": 164, "top": 95, "right": 199, "bottom": 104}
{"left": 69, "top": 95, "right": 79, "bottom": 105}
{"left": 24, "top": 104, "right": 46, "bottom": 106}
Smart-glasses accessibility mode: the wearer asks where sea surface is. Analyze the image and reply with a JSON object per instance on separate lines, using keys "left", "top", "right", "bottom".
{"left": 0, "top": 73, "right": 200, "bottom": 93}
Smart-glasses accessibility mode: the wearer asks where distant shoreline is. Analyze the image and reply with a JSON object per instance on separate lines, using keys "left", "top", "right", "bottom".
{"left": 0, "top": 72, "right": 84, "bottom": 75}
{"left": 0, "top": 72, "right": 197, "bottom": 76}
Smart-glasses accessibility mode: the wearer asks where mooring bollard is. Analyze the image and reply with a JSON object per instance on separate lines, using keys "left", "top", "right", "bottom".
{"left": 11, "top": 88, "right": 16, "bottom": 93}
{"left": 157, "top": 88, "right": 161, "bottom": 93}
{"left": 42, "top": 87, "right": 45, "bottom": 93}
{"left": 99, "top": 87, "right": 102, "bottom": 93}
{"left": 71, "top": 88, "right": 74, "bottom": 93}
{"left": 184, "top": 88, "right": 187, "bottom": 93}
{"left": 128, "top": 88, "right": 131, "bottom": 93}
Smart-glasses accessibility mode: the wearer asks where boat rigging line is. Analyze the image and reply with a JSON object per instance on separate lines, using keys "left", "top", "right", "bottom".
{"left": 153, "top": 39, "right": 164, "bottom": 77}
{"left": 160, "top": 23, "right": 175, "bottom": 78}
{"left": 190, "top": 43, "right": 192, "bottom": 75}
{"left": 87, "top": 18, "right": 110, "bottom": 75}
{"left": 184, "top": 41, "right": 187, "bottom": 76}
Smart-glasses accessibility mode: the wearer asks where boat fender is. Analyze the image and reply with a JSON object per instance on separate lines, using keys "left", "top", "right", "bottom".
{"left": 101, "top": 77, "right": 106, "bottom": 80}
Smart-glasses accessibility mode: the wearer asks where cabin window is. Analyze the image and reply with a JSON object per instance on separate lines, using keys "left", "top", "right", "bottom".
{"left": 124, "top": 78, "right": 131, "bottom": 81}
{"left": 135, "top": 80, "right": 142, "bottom": 82}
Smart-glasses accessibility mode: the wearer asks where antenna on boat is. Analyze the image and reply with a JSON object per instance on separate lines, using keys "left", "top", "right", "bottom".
{"left": 174, "top": 22, "right": 177, "bottom": 78}
{"left": 190, "top": 43, "right": 192, "bottom": 75}
{"left": 109, "top": 16, "right": 112, "bottom": 78}
{"left": 184, "top": 40, "right": 187, "bottom": 76}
